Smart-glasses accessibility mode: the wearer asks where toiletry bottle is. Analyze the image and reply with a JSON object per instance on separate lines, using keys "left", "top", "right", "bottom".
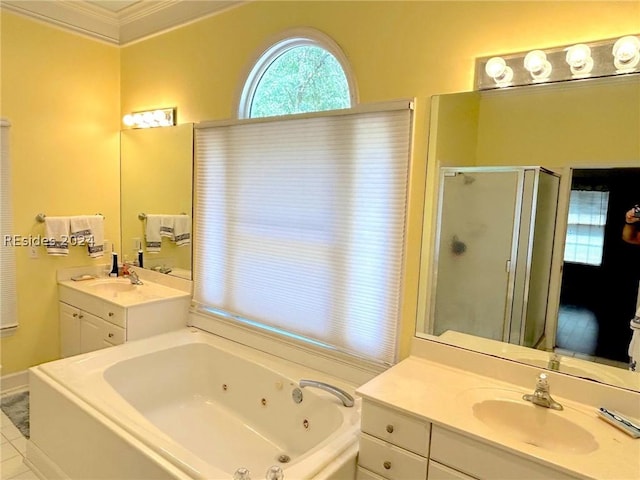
{"left": 109, "top": 251, "right": 119, "bottom": 277}
{"left": 138, "top": 249, "right": 144, "bottom": 268}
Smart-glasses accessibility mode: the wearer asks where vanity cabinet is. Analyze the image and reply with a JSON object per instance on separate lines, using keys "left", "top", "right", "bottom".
{"left": 59, "top": 302, "right": 124, "bottom": 356}
{"left": 357, "top": 400, "right": 579, "bottom": 480}
{"left": 357, "top": 400, "right": 430, "bottom": 480}
{"left": 58, "top": 283, "right": 189, "bottom": 358}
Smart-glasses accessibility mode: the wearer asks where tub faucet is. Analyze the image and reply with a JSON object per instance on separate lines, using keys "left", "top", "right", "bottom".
{"left": 299, "top": 379, "right": 354, "bottom": 407}
{"left": 522, "top": 373, "right": 563, "bottom": 410}
{"left": 128, "top": 270, "right": 143, "bottom": 285}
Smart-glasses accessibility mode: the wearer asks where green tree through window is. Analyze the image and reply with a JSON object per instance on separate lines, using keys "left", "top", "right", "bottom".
{"left": 249, "top": 46, "right": 351, "bottom": 118}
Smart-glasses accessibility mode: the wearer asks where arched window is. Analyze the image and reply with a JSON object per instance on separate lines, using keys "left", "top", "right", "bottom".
{"left": 239, "top": 30, "right": 355, "bottom": 118}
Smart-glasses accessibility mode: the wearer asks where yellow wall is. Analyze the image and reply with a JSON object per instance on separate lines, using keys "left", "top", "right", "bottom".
{"left": 0, "top": 12, "right": 120, "bottom": 374}
{"left": 1, "top": 1, "right": 638, "bottom": 374}
{"left": 121, "top": 1, "right": 640, "bottom": 359}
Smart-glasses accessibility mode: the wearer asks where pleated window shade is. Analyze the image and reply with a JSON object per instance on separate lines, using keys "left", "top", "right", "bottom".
{"left": 1, "top": 120, "right": 18, "bottom": 335}
{"left": 194, "top": 103, "right": 412, "bottom": 365}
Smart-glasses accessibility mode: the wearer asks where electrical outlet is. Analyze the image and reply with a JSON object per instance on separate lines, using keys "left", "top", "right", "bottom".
{"left": 29, "top": 246, "right": 39, "bottom": 259}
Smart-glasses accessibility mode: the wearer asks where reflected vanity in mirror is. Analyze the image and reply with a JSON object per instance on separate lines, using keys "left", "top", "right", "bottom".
{"left": 120, "top": 123, "right": 194, "bottom": 280}
{"left": 417, "top": 74, "right": 640, "bottom": 392}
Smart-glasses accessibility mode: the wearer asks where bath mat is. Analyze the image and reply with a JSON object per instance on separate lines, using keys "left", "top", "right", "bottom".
{"left": 1, "top": 391, "right": 30, "bottom": 438}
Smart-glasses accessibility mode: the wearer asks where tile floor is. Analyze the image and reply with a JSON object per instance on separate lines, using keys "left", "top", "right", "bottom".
{"left": 556, "top": 304, "right": 599, "bottom": 356}
{"left": 1, "top": 390, "right": 38, "bottom": 480}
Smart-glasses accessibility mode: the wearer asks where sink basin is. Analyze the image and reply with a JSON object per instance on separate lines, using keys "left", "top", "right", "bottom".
{"left": 472, "top": 398, "right": 599, "bottom": 454}
{"left": 88, "top": 280, "right": 137, "bottom": 293}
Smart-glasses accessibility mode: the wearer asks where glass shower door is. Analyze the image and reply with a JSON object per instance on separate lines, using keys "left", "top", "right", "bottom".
{"left": 432, "top": 169, "right": 520, "bottom": 341}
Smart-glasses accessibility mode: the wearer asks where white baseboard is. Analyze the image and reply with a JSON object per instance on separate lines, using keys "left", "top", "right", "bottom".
{"left": 1, "top": 370, "right": 29, "bottom": 394}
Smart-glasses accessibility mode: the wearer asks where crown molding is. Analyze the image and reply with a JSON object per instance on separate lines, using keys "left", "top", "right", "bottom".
{"left": 1, "top": 0, "right": 245, "bottom": 45}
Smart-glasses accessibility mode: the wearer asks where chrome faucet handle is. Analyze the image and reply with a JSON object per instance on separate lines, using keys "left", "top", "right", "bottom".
{"left": 128, "top": 270, "right": 143, "bottom": 285}
{"left": 523, "top": 372, "right": 563, "bottom": 410}
{"left": 536, "top": 373, "right": 550, "bottom": 390}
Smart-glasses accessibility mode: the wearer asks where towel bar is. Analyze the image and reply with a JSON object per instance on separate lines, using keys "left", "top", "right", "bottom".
{"left": 36, "top": 213, "right": 104, "bottom": 223}
{"left": 138, "top": 212, "right": 187, "bottom": 220}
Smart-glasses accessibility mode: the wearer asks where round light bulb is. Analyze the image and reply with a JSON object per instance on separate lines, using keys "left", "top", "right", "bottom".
{"left": 122, "top": 114, "right": 135, "bottom": 127}
{"left": 566, "top": 44, "right": 593, "bottom": 75}
{"left": 484, "top": 57, "right": 513, "bottom": 86}
{"left": 142, "top": 111, "right": 154, "bottom": 125}
{"left": 524, "top": 50, "right": 552, "bottom": 80}
{"left": 153, "top": 110, "right": 166, "bottom": 122}
{"left": 613, "top": 35, "right": 640, "bottom": 71}
{"left": 132, "top": 113, "right": 143, "bottom": 127}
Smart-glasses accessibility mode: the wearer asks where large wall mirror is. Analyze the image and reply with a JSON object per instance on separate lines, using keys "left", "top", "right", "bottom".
{"left": 417, "top": 74, "right": 640, "bottom": 392}
{"left": 121, "top": 124, "right": 194, "bottom": 279}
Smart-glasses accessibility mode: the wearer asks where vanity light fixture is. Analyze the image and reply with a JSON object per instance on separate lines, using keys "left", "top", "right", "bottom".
{"left": 122, "top": 108, "right": 176, "bottom": 129}
{"left": 476, "top": 34, "right": 639, "bottom": 90}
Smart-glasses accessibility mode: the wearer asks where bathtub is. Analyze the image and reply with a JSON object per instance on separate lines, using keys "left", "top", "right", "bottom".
{"left": 27, "top": 328, "right": 360, "bottom": 480}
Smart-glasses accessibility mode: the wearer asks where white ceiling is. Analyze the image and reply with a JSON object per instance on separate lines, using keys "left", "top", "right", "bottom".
{"left": 1, "top": 0, "right": 245, "bottom": 45}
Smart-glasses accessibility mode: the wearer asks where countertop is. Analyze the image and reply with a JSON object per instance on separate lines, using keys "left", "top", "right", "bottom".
{"left": 58, "top": 277, "right": 190, "bottom": 308}
{"left": 356, "top": 356, "right": 640, "bottom": 480}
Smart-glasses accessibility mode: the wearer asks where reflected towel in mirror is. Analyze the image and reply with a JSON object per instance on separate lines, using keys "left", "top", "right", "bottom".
{"left": 173, "top": 214, "right": 191, "bottom": 247}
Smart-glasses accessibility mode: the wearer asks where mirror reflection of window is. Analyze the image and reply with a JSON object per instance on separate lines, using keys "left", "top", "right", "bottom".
{"left": 564, "top": 190, "right": 610, "bottom": 266}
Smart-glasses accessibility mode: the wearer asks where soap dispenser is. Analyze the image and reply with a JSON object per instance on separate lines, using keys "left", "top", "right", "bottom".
{"left": 109, "top": 250, "right": 119, "bottom": 277}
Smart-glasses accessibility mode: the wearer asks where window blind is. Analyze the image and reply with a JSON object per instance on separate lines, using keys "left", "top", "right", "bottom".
{"left": 564, "top": 189, "right": 609, "bottom": 266}
{"left": 1, "top": 119, "right": 18, "bottom": 335}
{"left": 194, "top": 104, "right": 412, "bottom": 365}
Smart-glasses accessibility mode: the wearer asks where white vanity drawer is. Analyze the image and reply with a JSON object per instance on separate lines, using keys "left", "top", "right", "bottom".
{"left": 100, "top": 304, "right": 126, "bottom": 328}
{"left": 359, "top": 433, "right": 428, "bottom": 480}
{"left": 102, "top": 321, "right": 125, "bottom": 344}
{"left": 430, "top": 426, "right": 579, "bottom": 480}
{"left": 428, "top": 461, "right": 478, "bottom": 480}
{"left": 356, "top": 467, "right": 387, "bottom": 480}
{"left": 361, "top": 400, "right": 430, "bottom": 456}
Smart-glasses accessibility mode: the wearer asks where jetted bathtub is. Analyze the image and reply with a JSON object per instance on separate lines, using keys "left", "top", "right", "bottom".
{"left": 27, "top": 328, "right": 360, "bottom": 480}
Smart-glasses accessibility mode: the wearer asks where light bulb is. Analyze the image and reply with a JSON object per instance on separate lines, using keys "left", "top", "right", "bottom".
{"left": 132, "top": 113, "right": 143, "bottom": 127}
{"left": 153, "top": 110, "right": 166, "bottom": 122}
{"left": 613, "top": 35, "right": 640, "bottom": 71}
{"left": 122, "top": 114, "right": 135, "bottom": 127}
{"left": 565, "top": 44, "right": 593, "bottom": 76}
{"left": 524, "top": 50, "right": 552, "bottom": 80}
{"left": 484, "top": 57, "right": 513, "bottom": 86}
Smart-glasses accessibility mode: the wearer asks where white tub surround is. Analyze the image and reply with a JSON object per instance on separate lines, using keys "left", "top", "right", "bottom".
{"left": 58, "top": 273, "right": 190, "bottom": 357}
{"left": 356, "top": 340, "right": 640, "bottom": 480}
{"left": 28, "top": 328, "right": 360, "bottom": 480}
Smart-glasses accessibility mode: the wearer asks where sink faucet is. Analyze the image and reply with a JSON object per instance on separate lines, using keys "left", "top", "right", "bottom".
{"left": 299, "top": 379, "right": 354, "bottom": 407}
{"left": 128, "top": 270, "right": 143, "bottom": 285}
{"left": 523, "top": 373, "right": 563, "bottom": 410}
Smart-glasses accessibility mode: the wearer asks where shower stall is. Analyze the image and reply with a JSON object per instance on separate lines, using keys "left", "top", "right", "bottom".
{"left": 430, "top": 166, "right": 560, "bottom": 347}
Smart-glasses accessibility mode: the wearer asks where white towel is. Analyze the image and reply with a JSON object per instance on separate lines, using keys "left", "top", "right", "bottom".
{"left": 87, "top": 215, "right": 105, "bottom": 258}
{"left": 629, "top": 313, "right": 640, "bottom": 372}
{"left": 44, "top": 216, "right": 70, "bottom": 255}
{"left": 70, "top": 215, "right": 105, "bottom": 258}
{"left": 145, "top": 214, "right": 163, "bottom": 253}
{"left": 173, "top": 214, "right": 191, "bottom": 247}
{"left": 159, "top": 215, "right": 174, "bottom": 239}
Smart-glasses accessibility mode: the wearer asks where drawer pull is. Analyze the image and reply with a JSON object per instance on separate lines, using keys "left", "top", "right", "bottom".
{"left": 72, "top": 313, "right": 78, "bottom": 317}
{"left": 78, "top": 314, "right": 83, "bottom": 319}
{"left": 108, "top": 333, "right": 114, "bottom": 338}
{"left": 383, "top": 461, "right": 391, "bottom": 470}
{"left": 108, "top": 312, "right": 114, "bottom": 317}
{"left": 386, "top": 424, "right": 394, "bottom": 433}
